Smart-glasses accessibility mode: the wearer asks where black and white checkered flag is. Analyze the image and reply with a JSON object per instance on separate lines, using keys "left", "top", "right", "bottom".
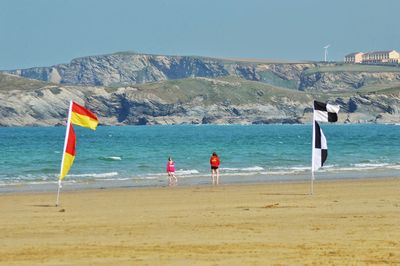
{"left": 314, "top": 101, "right": 340, "bottom": 122}
{"left": 311, "top": 100, "right": 339, "bottom": 193}
{"left": 312, "top": 121, "right": 328, "bottom": 171}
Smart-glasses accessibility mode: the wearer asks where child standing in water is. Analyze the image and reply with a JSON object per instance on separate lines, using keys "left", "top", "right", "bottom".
{"left": 210, "top": 152, "right": 220, "bottom": 185}
{"left": 166, "top": 157, "right": 177, "bottom": 186}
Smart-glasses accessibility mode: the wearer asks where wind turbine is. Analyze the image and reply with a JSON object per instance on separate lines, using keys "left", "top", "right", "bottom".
{"left": 323, "top": 45, "right": 330, "bottom": 62}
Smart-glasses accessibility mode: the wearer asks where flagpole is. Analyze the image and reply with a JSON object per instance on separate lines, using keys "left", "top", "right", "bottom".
{"left": 56, "top": 101, "right": 73, "bottom": 206}
{"left": 311, "top": 110, "right": 315, "bottom": 195}
{"left": 311, "top": 170, "right": 314, "bottom": 195}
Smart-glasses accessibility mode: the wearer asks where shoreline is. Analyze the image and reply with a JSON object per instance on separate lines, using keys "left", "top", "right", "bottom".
{"left": 0, "top": 177, "right": 399, "bottom": 265}
{"left": 1, "top": 169, "right": 400, "bottom": 194}
{"left": 1, "top": 175, "right": 398, "bottom": 196}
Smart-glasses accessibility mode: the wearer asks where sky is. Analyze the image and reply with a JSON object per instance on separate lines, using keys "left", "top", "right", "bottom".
{"left": 1, "top": 0, "right": 399, "bottom": 70}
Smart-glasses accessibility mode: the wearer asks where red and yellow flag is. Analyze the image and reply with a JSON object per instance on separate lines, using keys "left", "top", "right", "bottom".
{"left": 59, "top": 101, "right": 98, "bottom": 180}
{"left": 60, "top": 124, "right": 76, "bottom": 180}
{"left": 71, "top": 101, "right": 99, "bottom": 130}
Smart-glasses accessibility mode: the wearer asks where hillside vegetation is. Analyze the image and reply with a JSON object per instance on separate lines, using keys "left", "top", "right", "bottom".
{"left": 0, "top": 73, "right": 49, "bottom": 91}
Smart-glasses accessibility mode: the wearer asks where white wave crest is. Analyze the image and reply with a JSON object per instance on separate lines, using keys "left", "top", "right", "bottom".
{"left": 386, "top": 164, "right": 400, "bottom": 169}
{"left": 175, "top": 169, "right": 200, "bottom": 175}
{"left": 352, "top": 163, "right": 389, "bottom": 168}
{"left": 99, "top": 156, "right": 122, "bottom": 161}
{"left": 268, "top": 166, "right": 309, "bottom": 173}
{"left": 99, "top": 177, "right": 130, "bottom": 181}
{"left": 67, "top": 172, "right": 119, "bottom": 178}
{"left": 221, "top": 166, "right": 264, "bottom": 172}
{"left": 108, "top": 156, "right": 122, "bottom": 161}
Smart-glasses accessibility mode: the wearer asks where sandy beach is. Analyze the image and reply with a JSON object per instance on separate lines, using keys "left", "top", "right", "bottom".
{"left": 0, "top": 178, "right": 399, "bottom": 265}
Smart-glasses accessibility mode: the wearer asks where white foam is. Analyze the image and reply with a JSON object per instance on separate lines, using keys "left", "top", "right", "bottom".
{"left": 175, "top": 169, "right": 200, "bottom": 175}
{"left": 221, "top": 166, "right": 264, "bottom": 172}
{"left": 317, "top": 162, "right": 395, "bottom": 173}
{"left": 219, "top": 172, "right": 264, "bottom": 177}
{"left": 139, "top": 176, "right": 161, "bottom": 180}
{"left": 352, "top": 163, "right": 389, "bottom": 168}
{"left": 243, "top": 166, "right": 264, "bottom": 171}
{"left": 98, "top": 177, "right": 130, "bottom": 181}
{"left": 386, "top": 164, "right": 400, "bottom": 169}
{"left": 220, "top": 167, "right": 241, "bottom": 171}
{"left": 287, "top": 166, "right": 310, "bottom": 171}
{"left": 67, "top": 172, "right": 119, "bottom": 178}
{"left": 109, "top": 156, "right": 122, "bottom": 161}
{"left": 269, "top": 166, "right": 309, "bottom": 173}
{"left": 99, "top": 156, "right": 122, "bottom": 161}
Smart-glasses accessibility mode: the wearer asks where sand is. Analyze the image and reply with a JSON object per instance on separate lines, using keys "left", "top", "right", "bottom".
{"left": 0, "top": 178, "right": 399, "bottom": 265}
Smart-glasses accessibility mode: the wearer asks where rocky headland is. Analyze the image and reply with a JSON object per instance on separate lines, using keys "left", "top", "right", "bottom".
{"left": 1, "top": 52, "right": 400, "bottom": 126}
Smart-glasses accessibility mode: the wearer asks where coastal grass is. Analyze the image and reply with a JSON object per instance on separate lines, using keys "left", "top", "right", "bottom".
{"left": 0, "top": 73, "right": 49, "bottom": 91}
{"left": 119, "top": 75, "right": 400, "bottom": 105}
{"left": 358, "top": 83, "right": 400, "bottom": 94}
{"left": 303, "top": 63, "right": 400, "bottom": 75}
{"left": 125, "top": 76, "right": 312, "bottom": 105}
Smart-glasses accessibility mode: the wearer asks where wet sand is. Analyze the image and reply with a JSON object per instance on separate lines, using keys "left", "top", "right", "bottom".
{"left": 0, "top": 178, "right": 399, "bottom": 265}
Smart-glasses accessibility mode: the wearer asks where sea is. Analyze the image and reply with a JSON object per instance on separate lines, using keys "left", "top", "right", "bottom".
{"left": 1, "top": 124, "right": 399, "bottom": 193}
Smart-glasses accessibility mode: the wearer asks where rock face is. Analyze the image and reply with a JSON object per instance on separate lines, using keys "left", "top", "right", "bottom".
{"left": 1, "top": 74, "right": 399, "bottom": 127}
{"left": 2, "top": 52, "right": 400, "bottom": 126}
{"left": 5, "top": 53, "right": 243, "bottom": 86}
{"left": 5, "top": 52, "right": 400, "bottom": 92}
{"left": 5, "top": 52, "right": 400, "bottom": 93}
{"left": 299, "top": 71, "right": 400, "bottom": 92}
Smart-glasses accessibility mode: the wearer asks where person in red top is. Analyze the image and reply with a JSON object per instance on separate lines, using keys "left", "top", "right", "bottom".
{"left": 210, "top": 152, "right": 220, "bottom": 185}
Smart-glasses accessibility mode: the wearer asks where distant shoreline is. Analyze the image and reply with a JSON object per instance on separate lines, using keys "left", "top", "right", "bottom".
{"left": 1, "top": 121, "right": 400, "bottom": 128}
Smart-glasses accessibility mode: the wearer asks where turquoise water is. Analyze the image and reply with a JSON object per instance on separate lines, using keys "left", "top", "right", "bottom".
{"left": 1, "top": 124, "right": 400, "bottom": 191}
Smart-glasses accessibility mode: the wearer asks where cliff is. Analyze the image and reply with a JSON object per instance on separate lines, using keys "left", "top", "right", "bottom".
{"left": 1, "top": 73, "right": 399, "bottom": 127}
{"left": 4, "top": 52, "right": 400, "bottom": 92}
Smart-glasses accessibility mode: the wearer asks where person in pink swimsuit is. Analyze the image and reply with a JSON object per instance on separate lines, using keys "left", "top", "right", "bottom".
{"left": 166, "top": 157, "right": 177, "bottom": 186}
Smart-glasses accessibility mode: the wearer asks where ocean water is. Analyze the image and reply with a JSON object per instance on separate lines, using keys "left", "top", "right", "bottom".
{"left": 1, "top": 124, "right": 400, "bottom": 192}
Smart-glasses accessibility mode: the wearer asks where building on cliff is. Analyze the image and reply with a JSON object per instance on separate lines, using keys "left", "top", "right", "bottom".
{"left": 344, "top": 50, "right": 400, "bottom": 64}
{"left": 344, "top": 52, "right": 364, "bottom": 63}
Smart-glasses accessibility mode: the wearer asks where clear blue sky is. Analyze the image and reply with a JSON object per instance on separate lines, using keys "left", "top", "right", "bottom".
{"left": 1, "top": 0, "right": 399, "bottom": 69}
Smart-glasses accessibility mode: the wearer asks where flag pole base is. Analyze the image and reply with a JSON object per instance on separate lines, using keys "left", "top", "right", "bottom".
{"left": 56, "top": 180, "right": 62, "bottom": 206}
{"left": 310, "top": 171, "right": 315, "bottom": 195}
